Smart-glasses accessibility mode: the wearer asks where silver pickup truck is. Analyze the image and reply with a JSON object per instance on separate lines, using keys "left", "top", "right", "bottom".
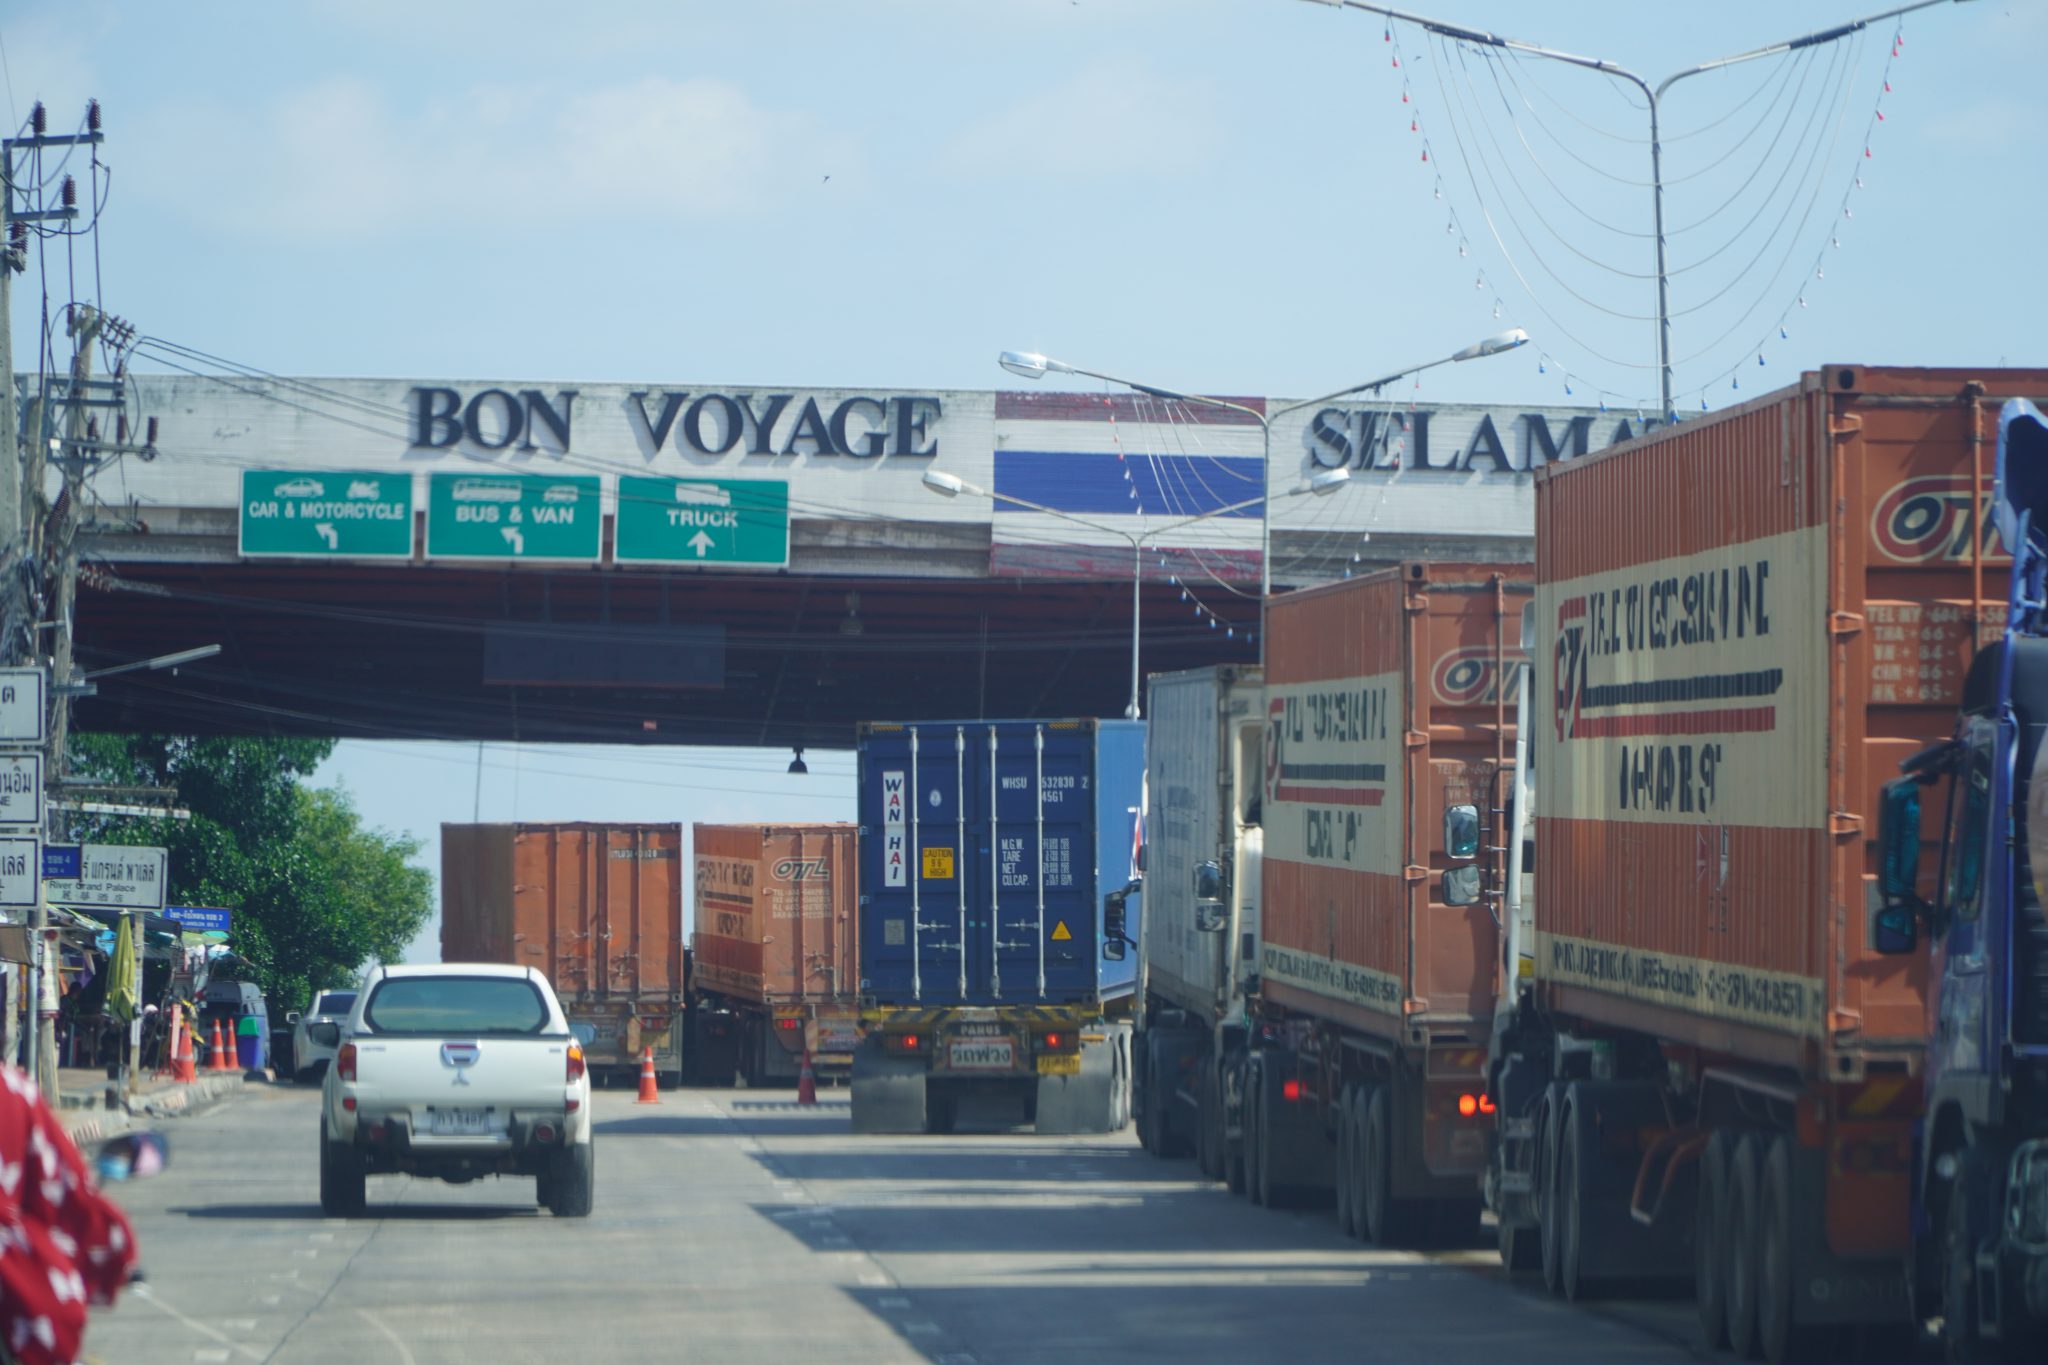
{"left": 319, "top": 963, "right": 595, "bottom": 1218}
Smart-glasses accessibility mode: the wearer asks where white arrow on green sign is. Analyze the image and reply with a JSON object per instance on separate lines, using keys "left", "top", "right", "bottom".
{"left": 239, "top": 471, "right": 414, "bottom": 559}
{"left": 614, "top": 477, "right": 789, "bottom": 567}
{"left": 425, "top": 471, "right": 602, "bottom": 563}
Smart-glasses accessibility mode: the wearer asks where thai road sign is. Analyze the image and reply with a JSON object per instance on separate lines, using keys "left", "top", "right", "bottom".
{"left": 41, "top": 844, "right": 80, "bottom": 880}
{"left": 425, "top": 471, "right": 602, "bottom": 563}
{"left": 239, "top": 470, "right": 414, "bottom": 559}
{"left": 614, "top": 477, "right": 789, "bottom": 567}
{"left": 0, "top": 754, "right": 42, "bottom": 827}
{"left": 0, "top": 667, "right": 47, "bottom": 744}
{"left": 43, "top": 844, "right": 168, "bottom": 911}
{"left": 0, "top": 837, "right": 37, "bottom": 909}
{"left": 168, "top": 906, "right": 231, "bottom": 934}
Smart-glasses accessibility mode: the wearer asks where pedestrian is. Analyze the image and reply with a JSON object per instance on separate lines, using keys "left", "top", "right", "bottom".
{"left": 0, "top": 1061, "right": 140, "bottom": 1364}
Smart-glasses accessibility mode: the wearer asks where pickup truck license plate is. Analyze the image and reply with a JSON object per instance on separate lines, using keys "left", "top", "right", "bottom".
{"left": 427, "top": 1107, "right": 495, "bottom": 1136}
{"left": 948, "top": 1040, "right": 1014, "bottom": 1071}
{"left": 1035, "top": 1053, "right": 1080, "bottom": 1076}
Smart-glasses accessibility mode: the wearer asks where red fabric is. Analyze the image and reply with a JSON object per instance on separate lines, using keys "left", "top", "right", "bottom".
{"left": 0, "top": 1064, "right": 138, "bottom": 1365}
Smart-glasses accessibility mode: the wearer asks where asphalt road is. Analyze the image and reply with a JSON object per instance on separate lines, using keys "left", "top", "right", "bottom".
{"left": 85, "top": 1083, "right": 1702, "bottom": 1364}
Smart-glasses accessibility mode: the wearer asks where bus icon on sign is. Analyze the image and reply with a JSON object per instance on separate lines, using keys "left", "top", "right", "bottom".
{"left": 541, "top": 485, "right": 579, "bottom": 505}
{"left": 673, "top": 483, "right": 732, "bottom": 508}
{"left": 452, "top": 479, "right": 519, "bottom": 503}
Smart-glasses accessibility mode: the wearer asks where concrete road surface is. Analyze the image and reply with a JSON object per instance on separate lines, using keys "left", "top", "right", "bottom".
{"left": 86, "top": 1084, "right": 1701, "bottom": 1364}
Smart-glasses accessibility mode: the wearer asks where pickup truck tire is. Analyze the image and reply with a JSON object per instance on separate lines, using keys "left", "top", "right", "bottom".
{"left": 549, "top": 1142, "right": 595, "bottom": 1219}
{"left": 319, "top": 1120, "right": 366, "bottom": 1218}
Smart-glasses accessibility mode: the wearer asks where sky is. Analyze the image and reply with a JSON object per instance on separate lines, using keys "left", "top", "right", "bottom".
{"left": 3, "top": 0, "right": 2042, "bottom": 967}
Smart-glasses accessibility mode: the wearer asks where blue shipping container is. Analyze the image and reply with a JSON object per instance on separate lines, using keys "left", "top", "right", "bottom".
{"left": 857, "top": 718, "right": 1143, "bottom": 1008}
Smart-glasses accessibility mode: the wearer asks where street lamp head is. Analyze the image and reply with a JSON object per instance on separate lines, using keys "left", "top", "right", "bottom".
{"left": 1306, "top": 468, "right": 1351, "bottom": 495}
{"left": 998, "top": 351, "right": 1074, "bottom": 381}
{"left": 922, "top": 469, "right": 967, "bottom": 497}
{"left": 1451, "top": 328, "right": 1530, "bottom": 362}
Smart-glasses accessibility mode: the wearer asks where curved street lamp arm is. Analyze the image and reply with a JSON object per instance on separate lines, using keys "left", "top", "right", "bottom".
{"left": 1653, "top": 0, "right": 1959, "bottom": 98}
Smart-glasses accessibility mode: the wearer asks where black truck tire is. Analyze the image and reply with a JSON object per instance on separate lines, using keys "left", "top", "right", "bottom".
{"left": 1725, "top": 1133, "right": 1764, "bottom": 1360}
{"left": 550, "top": 1141, "right": 595, "bottom": 1218}
{"left": 1696, "top": 1129, "right": 1732, "bottom": 1350}
{"left": 319, "top": 1119, "right": 365, "bottom": 1219}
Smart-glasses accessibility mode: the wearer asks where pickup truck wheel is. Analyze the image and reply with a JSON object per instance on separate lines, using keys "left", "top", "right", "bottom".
{"left": 550, "top": 1142, "right": 594, "bottom": 1219}
{"left": 319, "top": 1122, "right": 366, "bottom": 1218}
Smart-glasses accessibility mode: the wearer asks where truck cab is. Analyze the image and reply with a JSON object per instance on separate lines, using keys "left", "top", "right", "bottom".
{"left": 1875, "top": 398, "right": 2048, "bottom": 1356}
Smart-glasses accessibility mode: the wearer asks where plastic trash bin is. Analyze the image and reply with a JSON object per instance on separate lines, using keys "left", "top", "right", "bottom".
{"left": 235, "top": 1014, "right": 263, "bottom": 1070}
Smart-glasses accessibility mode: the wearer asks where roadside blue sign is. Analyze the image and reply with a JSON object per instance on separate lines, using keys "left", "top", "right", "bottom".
{"left": 42, "top": 845, "right": 80, "bottom": 880}
{"left": 167, "top": 906, "right": 231, "bottom": 934}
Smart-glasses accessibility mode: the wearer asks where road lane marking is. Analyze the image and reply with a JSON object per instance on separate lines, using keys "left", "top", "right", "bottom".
{"left": 128, "top": 1285, "right": 264, "bottom": 1361}
{"left": 355, "top": 1308, "right": 419, "bottom": 1365}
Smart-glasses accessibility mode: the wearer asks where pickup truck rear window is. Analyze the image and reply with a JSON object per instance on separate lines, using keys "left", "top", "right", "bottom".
{"left": 316, "top": 992, "right": 357, "bottom": 1017}
{"left": 362, "top": 977, "right": 551, "bottom": 1036}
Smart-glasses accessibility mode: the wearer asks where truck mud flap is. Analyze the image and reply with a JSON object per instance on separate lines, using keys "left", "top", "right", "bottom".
{"left": 1561, "top": 1081, "right": 1691, "bottom": 1287}
{"left": 1035, "top": 1024, "right": 1130, "bottom": 1136}
{"left": 850, "top": 1039, "right": 928, "bottom": 1135}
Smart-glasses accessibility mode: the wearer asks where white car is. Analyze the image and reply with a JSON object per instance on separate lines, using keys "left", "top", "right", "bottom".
{"left": 319, "top": 963, "right": 594, "bottom": 1218}
{"left": 287, "top": 989, "right": 358, "bottom": 1083}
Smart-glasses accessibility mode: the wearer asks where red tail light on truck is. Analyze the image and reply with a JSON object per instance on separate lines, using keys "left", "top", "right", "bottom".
{"left": 337, "top": 1043, "right": 357, "bottom": 1082}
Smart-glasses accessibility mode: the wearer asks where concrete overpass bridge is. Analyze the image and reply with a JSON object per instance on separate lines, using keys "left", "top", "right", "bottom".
{"left": 59, "top": 373, "right": 1630, "bottom": 748}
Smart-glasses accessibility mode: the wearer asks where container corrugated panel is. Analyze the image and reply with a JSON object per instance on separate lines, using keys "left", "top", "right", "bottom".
{"left": 1261, "top": 563, "right": 1530, "bottom": 1041}
{"left": 439, "top": 823, "right": 685, "bottom": 1005}
{"left": 1142, "top": 666, "right": 1261, "bottom": 1020}
{"left": 691, "top": 824, "right": 859, "bottom": 1007}
{"left": 1532, "top": 366, "right": 2045, "bottom": 1073}
{"left": 855, "top": 718, "right": 1145, "bottom": 1008}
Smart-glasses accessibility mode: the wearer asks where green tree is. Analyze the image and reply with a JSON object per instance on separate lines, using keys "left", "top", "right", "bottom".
{"left": 64, "top": 735, "right": 432, "bottom": 1010}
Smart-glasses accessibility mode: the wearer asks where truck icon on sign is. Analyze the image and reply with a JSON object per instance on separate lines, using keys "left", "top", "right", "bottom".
{"left": 673, "top": 483, "right": 732, "bottom": 508}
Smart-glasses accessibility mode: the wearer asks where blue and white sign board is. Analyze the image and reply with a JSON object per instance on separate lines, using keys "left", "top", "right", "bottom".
{"left": 167, "top": 906, "right": 231, "bottom": 934}
{"left": 0, "top": 836, "right": 40, "bottom": 909}
{"left": 41, "top": 845, "right": 80, "bottom": 880}
{"left": 43, "top": 844, "right": 168, "bottom": 911}
{"left": 0, "top": 668, "right": 46, "bottom": 745}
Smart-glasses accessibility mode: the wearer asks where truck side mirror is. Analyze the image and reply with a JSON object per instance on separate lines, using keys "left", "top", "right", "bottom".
{"left": 1443, "top": 865, "right": 1482, "bottom": 906}
{"left": 1193, "top": 860, "right": 1227, "bottom": 933}
{"left": 285, "top": 1011, "right": 302, "bottom": 1026}
{"left": 1444, "top": 804, "right": 1480, "bottom": 860}
{"left": 1102, "top": 884, "right": 1136, "bottom": 960}
{"left": 1873, "top": 776, "right": 1929, "bottom": 954}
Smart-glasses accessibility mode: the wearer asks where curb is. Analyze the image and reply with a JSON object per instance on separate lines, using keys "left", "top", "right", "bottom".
{"left": 60, "top": 1073, "right": 250, "bottom": 1147}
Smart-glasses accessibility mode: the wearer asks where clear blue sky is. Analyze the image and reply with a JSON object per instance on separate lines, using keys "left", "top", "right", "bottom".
{"left": 5, "top": 0, "right": 2040, "bottom": 967}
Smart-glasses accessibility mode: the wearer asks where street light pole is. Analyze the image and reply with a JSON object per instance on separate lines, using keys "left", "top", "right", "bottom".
{"left": 1300, "top": 0, "right": 1971, "bottom": 416}
{"left": 999, "top": 328, "right": 1525, "bottom": 646}
{"left": 924, "top": 469, "right": 1348, "bottom": 720}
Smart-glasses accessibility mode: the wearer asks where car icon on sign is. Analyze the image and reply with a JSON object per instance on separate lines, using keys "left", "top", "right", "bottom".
{"left": 275, "top": 478, "right": 325, "bottom": 498}
{"left": 347, "top": 480, "right": 381, "bottom": 499}
{"left": 541, "top": 485, "right": 579, "bottom": 504}
{"left": 673, "top": 483, "right": 732, "bottom": 507}
{"left": 452, "top": 478, "right": 520, "bottom": 502}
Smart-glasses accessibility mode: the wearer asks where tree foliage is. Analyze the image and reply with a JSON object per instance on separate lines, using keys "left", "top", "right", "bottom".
{"left": 65, "top": 735, "right": 432, "bottom": 1011}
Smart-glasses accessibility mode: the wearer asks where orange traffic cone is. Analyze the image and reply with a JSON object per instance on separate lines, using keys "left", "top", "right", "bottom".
{"left": 208, "top": 1019, "right": 229, "bottom": 1072}
{"left": 797, "top": 1050, "right": 817, "bottom": 1107}
{"left": 173, "top": 1011, "right": 197, "bottom": 1083}
{"left": 635, "top": 1045, "right": 661, "bottom": 1104}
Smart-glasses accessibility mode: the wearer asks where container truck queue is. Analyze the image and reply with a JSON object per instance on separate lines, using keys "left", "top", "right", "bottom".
{"left": 439, "top": 367, "right": 2048, "bottom": 1365}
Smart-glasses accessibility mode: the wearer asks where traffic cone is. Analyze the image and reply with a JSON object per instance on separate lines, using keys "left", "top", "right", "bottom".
{"left": 208, "top": 1019, "right": 229, "bottom": 1072}
{"left": 635, "top": 1045, "right": 661, "bottom": 1104}
{"left": 797, "top": 1050, "right": 817, "bottom": 1107}
{"left": 173, "top": 1011, "right": 197, "bottom": 1083}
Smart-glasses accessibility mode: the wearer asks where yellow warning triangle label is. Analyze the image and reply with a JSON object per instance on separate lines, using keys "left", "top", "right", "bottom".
{"left": 1051, "top": 921, "right": 1072, "bottom": 942}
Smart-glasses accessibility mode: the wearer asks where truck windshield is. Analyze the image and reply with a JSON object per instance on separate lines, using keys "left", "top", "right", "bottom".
{"left": 362, "top": 977, "right": 551, "bottom": 1035}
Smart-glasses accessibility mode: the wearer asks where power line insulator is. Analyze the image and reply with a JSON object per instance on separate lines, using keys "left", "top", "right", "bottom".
{"left": 30, "top": 102, "right": 45, "bottom": 135}
{"left": 61, "top": 176, "right": 77, "bottom": 209}
{"left": 87, "top": 100, "right": 101, "bottom": 133}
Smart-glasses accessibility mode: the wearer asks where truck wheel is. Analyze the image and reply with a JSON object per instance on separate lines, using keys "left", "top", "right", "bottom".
{"left": 550, "top": 1142, "right": 595, "bottom": 1219}
{"left": 1558, "top": 1100, "right": 1597, "bottom": 1301}
{"left": 1725, "top": 1132, "right": 1763, "bottom": 1359}
{"left": 1759, "top": 1133, "right": 1822, "bottom": 1365}
{"left": 1360, "top": 1084, "right": 1419, "bottom": 1246}
{"left": 1538, "top": 1090, "right": 1565, "bottom": 1295}
{"left": 1196, "top": 1064, "right": 1222, "bottom": 1181}
{"left": 1244, "top": 1060, "right": 1268, "bottom": 1207}
{"left": 1939, "top": 1147, "right": 2006, "bottom": 1365}
{"left": 1498, "top": 1208, "right": 1541, "bottom": 1272}
{"left": 1334, "top": 1083, "right": 1358, "bottom": 1238}
{"left": 1695, "top": 1129, "right": 1732, "bottom": 1350}
{"left": 319, "top": 1119, "right": 366, "bottom": 1219}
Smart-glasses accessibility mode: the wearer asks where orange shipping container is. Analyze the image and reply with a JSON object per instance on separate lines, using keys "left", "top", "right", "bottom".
{"left": 691, "top": 824, "right": 859, "bottom": 1008}
{"left": 1260, "top": 562, "right": 1531, "bottom": 1043}
{"left": 1530, "top": 366, "right": 2038, "bottom": 1075}
{"left": 441, "top": 822, "right": 685, "bottom": 1072}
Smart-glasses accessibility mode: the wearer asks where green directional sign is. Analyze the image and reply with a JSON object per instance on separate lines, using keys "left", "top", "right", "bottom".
{"left": 615, "top": 477, "right": 789, "bottom": 567}
{"left": 239, "top": 470, "right": 414, "bottom": 559}
{"left": 425, "top": 471, "right": 602, "bottom": 563}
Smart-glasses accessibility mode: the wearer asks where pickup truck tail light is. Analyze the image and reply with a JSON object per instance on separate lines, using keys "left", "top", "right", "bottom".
{"left": 566, "top": 1042, "right": 586, "bottom": 1084}
{"left": 336, "top": 1043, "right": 357, "bottom": 1082}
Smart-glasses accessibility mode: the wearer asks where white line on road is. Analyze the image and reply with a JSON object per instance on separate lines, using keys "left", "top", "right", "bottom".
{"left": 355, "top": 1307, "right": 419, "bottom": 1365}
{"left": 129, "top": 1285, "right": 264, "bottom": 1361}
